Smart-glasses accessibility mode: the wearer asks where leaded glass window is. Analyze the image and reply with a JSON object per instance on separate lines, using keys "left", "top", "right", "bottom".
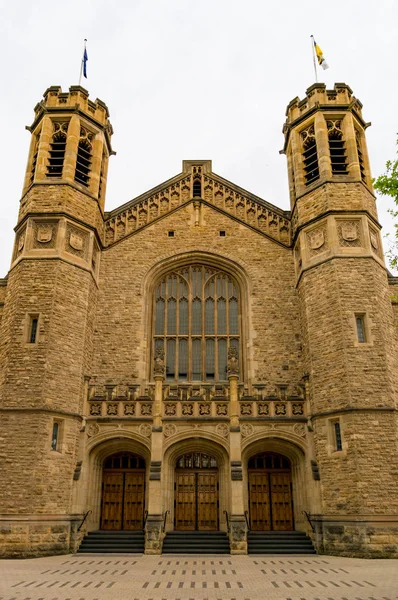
{"left": 153, "top": 265, "right": 240, "bottom": 382}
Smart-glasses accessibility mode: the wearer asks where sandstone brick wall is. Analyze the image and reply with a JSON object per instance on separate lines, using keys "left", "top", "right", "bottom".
{"left": 0, "top": 254, "right": 98, "bottom": 520}
{"left": 0, "top": 412, "right": 80, "bottom": 513}
{"left": 298, "top": 257, "right": 398, "bottom": 516}
{"left": 0, "top": 278, "right": 7, "bottom": 327}
{"left": 92, "top": 202, "right": 302, "bottom": 390}
{"left": 18, "top": 184, "right": 104, "bottom": 236}
{"left": 0, "top": 260, "right": 95, "bottom": 412}
{"left": 292, "top": 182, "right": 378, "bottom": 235}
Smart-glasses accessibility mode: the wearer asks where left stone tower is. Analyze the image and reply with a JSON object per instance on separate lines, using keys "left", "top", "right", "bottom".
{"left": 0, "top": 86, "right": 113, "bottom": 557}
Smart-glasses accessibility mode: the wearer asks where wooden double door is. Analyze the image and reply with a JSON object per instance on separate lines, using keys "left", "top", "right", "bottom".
{"left": 248, "top": 453, "right": 293, "bottom": 531}
{"left": 101, "top": 452, "right": 145, "bottom": 530}
{"left": 175, "top": 453, "right": 219, "bottom": 530}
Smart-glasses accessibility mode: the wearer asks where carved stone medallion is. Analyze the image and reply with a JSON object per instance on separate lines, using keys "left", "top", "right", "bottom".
{"left": 87, "top": 423, "right": 100, "bottom": 438}
{"left": 139, "top": 423, "right": 152, "bottom": 438}
{"left": 163, "top": 423, "right": 177, "bottom": 438}
{"left": 293, "top": 423, "right": 306, "bottom": 437}
{"left": 216, "top": 423, "right": 229, "bottom": 438}
{"left": 241, "top": 423, "right": 254, "bottom": 438}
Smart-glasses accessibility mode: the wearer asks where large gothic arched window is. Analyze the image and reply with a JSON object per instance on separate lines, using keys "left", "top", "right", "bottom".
{"left": 153, "top": 265, "right": 240, "bottom": 382}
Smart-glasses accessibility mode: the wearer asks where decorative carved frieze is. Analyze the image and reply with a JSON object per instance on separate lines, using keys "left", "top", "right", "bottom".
{"left": 104, "top": 172, "right": 291, "bottom": 247}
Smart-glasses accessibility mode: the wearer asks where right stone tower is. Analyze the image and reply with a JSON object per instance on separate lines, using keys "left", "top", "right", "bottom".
{"left": 283, "top": 83, "right": 398, "bottom": 556}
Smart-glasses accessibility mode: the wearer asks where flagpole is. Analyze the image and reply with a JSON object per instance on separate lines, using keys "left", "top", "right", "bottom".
{"left": 310, "top": 35, "right": 318, "bottom": 83}
{"left": 78, "top": 39, "right": 87, "bottom": 86}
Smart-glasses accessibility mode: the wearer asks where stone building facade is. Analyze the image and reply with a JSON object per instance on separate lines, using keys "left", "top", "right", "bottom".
{"left": 0, "top": 83, "right": 397, "bottom": 558}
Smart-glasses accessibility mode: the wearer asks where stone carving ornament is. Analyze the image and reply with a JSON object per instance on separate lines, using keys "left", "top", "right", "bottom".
{"left": 87, "top": 423, "right": 100, "bottom": 438}
{"left": 153, "top": 347, "right": 165, "bottom": 376}
{"left": 163, "top": 423, "right": 177, "bottom": 438}
{"left": 216, "top": 423, "right": 229, "bottom": 438}
{"left": 293, "top": 423, "right": 306, "bottom": 437}
{"left": 69, "top": 231, "right": 84, "bottom": 251}
{"left": 241, "top": 423, "right": 254, "bottom": 438}
{"left": 227, "top": 346, "right": 239, "bottom": 376}
{"left": 89, "top": 403, "right": 102, "bottom": 416}
{"left": 139, "top": 423, "right": 152, "bottom": 438}
{"left": 341, "top": 221, "right": 359, "bottom": 242}
{"left": 36, "top": 224, "right": 53, "bottom": 244}
{"left": 307, "top": 228, "right": 325, "bottom": 251}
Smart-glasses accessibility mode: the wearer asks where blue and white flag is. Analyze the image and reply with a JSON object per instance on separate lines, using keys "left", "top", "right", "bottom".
{"left": 83, "top": 46, "right": 88, "bottom": 78}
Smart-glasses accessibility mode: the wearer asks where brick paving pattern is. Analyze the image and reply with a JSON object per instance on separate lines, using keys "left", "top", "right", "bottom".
{"left": 0, "top": 554, "right": 397, "bottom": 600}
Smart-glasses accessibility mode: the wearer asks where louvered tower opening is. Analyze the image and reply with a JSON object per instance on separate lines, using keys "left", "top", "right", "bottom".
{"left": 327, "top": 120, "right": 348, "bottom": 174}
{"left": 355, "top": 129, "right": 366, "bottom": 182}
{"left": 47, "top": 122, "right": 68, "bottom": 178}
{"left": 29, "top": 134, "right": 40, "bottom": 185}
{"left": 301, "top": 124, "right": 319, "bottom": 185}
{"left": 75, "top": 137, "right": 92, "bottom": 187}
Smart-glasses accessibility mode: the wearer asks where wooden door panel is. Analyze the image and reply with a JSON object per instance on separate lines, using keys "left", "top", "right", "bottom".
{"left": 101, "top": 473, "right": 123, "bottom": 530}
{"left": 270, "top": 472, "right": 293, "bottom": 531}
{"left": 249, "top": 473, "right": 271, "bottom": 531}
{"left": 175, "top": 472, "right": 196, "bottom": 530}
{"left": 197, "top": 472, "right": 218, "bottom": 530}
{"left": 124, "top": 472, "right": 145, "bottom": 530}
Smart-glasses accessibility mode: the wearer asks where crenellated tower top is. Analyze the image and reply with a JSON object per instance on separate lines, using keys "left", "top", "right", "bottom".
{"left": 22, "top": 86, "right": 114, "bottom": 213}
{"left": 281, "top": 83, "right": 374, "bottom": 214}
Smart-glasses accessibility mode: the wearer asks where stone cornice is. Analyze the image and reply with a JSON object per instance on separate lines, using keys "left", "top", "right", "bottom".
{"left": 311, "top": 406, "right": 396, "bottom": 420}
{"left": 0, "top": 407, "right": 83, "bottom": 419}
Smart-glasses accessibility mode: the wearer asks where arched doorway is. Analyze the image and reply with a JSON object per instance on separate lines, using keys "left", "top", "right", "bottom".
{"left": 101, "top": 452, "right": 146, "bottom": 530}
{"left": 175, "top": 452, "right": 219, "bottom": 531}
{"left": 248, "top": 452, "right": 293, "bottom": 531}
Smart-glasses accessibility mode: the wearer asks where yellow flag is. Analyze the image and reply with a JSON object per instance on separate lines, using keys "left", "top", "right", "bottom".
{"left": 313, "top": 39, "right": 329, "bottom": 70}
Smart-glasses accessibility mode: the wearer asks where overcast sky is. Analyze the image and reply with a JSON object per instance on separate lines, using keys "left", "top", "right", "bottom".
{"left": 1, "top": 0, "right": 397, "bottom": 277}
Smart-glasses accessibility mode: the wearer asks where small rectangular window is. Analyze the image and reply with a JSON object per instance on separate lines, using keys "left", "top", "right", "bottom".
{"left": 51, "top": 422, "right": 59, "bottom": 451}
{"left": 219, "top": 230, "right": 226, "bottom": 237}
{"left": 28, "top": 316, "right": 39, "bottom": 344}
{"left": 168, "top": 231, "right": 175, "bottom": 237}
{"left": 334, "top": 422, "right": 343, "bottom": 452}
{"left": 355, "top": 315, "right": 366, "bottom": 343}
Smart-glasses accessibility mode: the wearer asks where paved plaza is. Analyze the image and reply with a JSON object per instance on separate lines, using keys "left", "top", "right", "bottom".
{"left": 0, "top": 553, "right": 397, "bottom": 600}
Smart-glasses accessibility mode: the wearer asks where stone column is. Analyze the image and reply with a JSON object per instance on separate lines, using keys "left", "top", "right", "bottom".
{"left": 228, "top": 347, "right": 247, "bottom": 554}
{"left": 34, "top": 115, "right": 54, "bottom": 182}
{"left": 63, "top": 114, "right": 80, "bottom": 182}
{"left": 342, "top": 113, "right": 362, "bottom": 180}
{"left": 88, "top": 135, "right": 104, "bottom": 198}
{"left": 145, "top": 348, "right": 165, "bottom": 554}
{"left": 314, "top": 112, "right": 332, "bottom": 180}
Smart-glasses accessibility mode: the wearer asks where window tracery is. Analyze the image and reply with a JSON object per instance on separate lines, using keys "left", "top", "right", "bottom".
{"left": 47, "top": 121, "right": 68, "bottom": 178}
{"left": 301, "top": 124, "right": 319, "bottom": 185}
{"left": 327, "top": 120, "right": 348, "bottom": 174}
{"left": 153, "top": 265, "right": 240, "bottom": 382}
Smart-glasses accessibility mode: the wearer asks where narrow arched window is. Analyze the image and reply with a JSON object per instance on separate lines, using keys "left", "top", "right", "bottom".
{"left": 153, "top": 265, "right": 241, "bottom": 382}
{"left": 75, "top": 126, "right": 94, "bottom": 186}
{"left": 193, "top": 178, "right": 202, "bottom": 197}
{"left": 47, "top": 121, "right": 69, "bottom": 178}
{"left": 301, "top": 124, "right": 319, "bottom": 185}
{"left": 327, "top": 120, "right": 347, "bottom": 174}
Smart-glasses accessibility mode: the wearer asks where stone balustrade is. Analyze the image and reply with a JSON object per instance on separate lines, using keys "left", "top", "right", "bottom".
{"left": 87, "top": 382, "right": 306, "bottom": 420}
{"left": 238, "top": 395, "right": 305, "bottom": 418}
{"left": 162, "top": 383, "right": 229, "bottom": 419}
{"left": 88, "top": 396, "right": 153, "bottom": 418}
